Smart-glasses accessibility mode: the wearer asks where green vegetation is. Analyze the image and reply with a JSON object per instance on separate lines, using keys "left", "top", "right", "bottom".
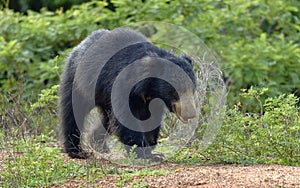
{"left": 1, "top": 139, "right": 84, "bottom": 187}
{"left": 1, "top": 0, "right": 299, "bottom": 101}
{"left": 0, "top": 0, "right": 299, "bottom": 187}
{"left": 172, "top": 88, "right": 300, "bottom": 166}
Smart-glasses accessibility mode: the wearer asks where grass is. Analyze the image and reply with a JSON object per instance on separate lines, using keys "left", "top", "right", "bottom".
{"left": 0, "top": 130, "right": 171, "bottom": 187}
{"left": 0, "top": 135, "right": 84, "bottom": 187}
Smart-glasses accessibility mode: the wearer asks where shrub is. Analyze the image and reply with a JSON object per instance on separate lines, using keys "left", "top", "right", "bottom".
{"left": 201, "top": 88, "right": 300, "bottom": 165}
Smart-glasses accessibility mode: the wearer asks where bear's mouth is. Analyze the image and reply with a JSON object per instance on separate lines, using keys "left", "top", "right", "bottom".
{"left": 172, "top": 99, "right": 196, "bottom": 124}
{"left": 172, "top": 103, "right": 190, "bottom": 124}
{"left": 175, "top": 113, "right": 189, "bottom": 124}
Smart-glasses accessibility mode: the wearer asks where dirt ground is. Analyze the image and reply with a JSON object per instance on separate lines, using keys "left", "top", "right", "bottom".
{"left": 59, "top": 163, "right": 300, "bottom": 188}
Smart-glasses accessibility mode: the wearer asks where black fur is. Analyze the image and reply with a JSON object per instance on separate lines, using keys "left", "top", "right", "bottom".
{"left": 59, "top": 28, "right": 196, "bottom": 159}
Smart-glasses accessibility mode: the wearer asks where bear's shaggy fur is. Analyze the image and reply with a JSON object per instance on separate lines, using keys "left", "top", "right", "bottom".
{"left": 59, "top": 28, "right": 196, "bottom": 160}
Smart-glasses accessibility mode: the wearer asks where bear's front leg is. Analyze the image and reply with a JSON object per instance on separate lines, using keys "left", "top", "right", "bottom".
{"left": 119, "top": 125, "right": 165, "bottom": 161}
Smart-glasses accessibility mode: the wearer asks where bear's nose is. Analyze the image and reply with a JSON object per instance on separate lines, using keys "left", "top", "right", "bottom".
{"left": 181, "top": 97, "right": 197, "bottom": 119}
{"left": 172, "top": 96, "right": 197, "bottom": 124}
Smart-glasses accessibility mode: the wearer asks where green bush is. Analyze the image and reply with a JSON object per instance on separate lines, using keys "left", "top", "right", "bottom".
{"left": 201, "top": 88, "right": 300, "bottom": 165}
{"left": 1, "top": 0, "right": 299, "bottom": 106}
{"left": 3, "top": 0, "right": 92, "bottom": 12}
{"left": 0, "top": 6, "right": 98, "bottom": 97}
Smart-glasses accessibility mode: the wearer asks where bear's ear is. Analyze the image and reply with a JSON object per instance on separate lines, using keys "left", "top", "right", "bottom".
{"left": 181, "top": 54, "right": 193, "bottom": 65}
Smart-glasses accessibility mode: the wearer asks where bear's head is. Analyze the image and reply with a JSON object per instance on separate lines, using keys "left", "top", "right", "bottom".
{"left": 130, "top": 53, "right": 197, "bottom": 124}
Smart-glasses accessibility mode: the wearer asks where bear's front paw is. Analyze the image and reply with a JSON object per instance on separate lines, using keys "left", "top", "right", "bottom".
{"left": 67, "top": 149, "right": 92, "bottom": 159}
{"left": 150, "top": 153, "right": 166, "bottom": 162}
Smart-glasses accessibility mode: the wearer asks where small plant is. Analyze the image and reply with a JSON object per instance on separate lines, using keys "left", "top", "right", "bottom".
{"left": 128, "top": 144, "right": 139, "bottom": 160}
{"left": 31, "top": 85, "right": 59, "bottom": 111}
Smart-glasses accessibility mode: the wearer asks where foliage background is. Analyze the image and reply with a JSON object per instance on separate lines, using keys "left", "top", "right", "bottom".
{"left": 1, "top": 0, "right": 299, "bottom": 104}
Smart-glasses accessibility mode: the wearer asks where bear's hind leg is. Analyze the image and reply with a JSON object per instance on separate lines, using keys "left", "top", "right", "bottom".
{"left": 60, "top": 103, "right": 90, "bottom": 158}
{"left": 59, "top": 80, "right": 90, "bottom": 159}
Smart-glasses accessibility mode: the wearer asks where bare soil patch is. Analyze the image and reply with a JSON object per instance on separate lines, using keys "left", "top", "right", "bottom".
{"left": 58, "top": 163, "right": 300, "bottom": 187}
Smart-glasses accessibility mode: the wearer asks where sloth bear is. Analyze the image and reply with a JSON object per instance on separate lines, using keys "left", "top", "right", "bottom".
{"left": 59, "top": 28, "right": 197, "bottom": 160}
